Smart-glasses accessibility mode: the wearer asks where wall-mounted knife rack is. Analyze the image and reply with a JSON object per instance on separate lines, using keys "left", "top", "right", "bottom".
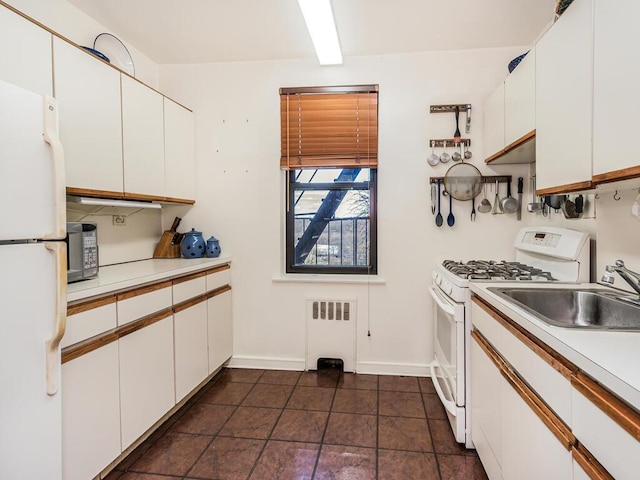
{"left": 429, "top": 138, "right": 471, "bottom": 148}
{"left": 430, "top": 103, "right": 472, "bottom": 133}
{"left": 429, "top": 175, "right": 512, "bottom": 185}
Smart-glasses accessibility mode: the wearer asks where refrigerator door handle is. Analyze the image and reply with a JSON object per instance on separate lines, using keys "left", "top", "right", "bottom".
{"left": 44, "top": 242, "right": 67, "bottom": 396}
{"left": 42, "top": 96, "right": 66, "bottom": 240}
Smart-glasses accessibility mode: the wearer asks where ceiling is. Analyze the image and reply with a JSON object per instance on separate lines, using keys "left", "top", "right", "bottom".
{"left": 66, "top": 0, "right": 557, "bottom": 64}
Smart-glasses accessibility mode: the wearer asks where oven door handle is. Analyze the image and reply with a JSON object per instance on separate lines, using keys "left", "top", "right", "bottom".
{"left": 429, "top": 286, "right": 456, "bottom": 316}
{"left": 430, "top": 359, "right": 458, "bottom": 417}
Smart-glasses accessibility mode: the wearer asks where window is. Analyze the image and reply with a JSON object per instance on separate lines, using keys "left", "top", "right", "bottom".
{"left": 280, "top": 85, "right": 378, "bottom": 274}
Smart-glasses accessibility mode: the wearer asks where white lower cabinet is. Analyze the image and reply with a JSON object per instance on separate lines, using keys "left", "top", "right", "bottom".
{"left": 470, "top": 339, "right": 503, "bottom": 480}
{"left": 62, "top": 343, "right": 121, "bottom": 480}
{"left": 119, "top": 316, "right": 175, "bottom": 450}
{"left": 500, "top": 380, "right": 571, "bottom": 480}
{"left": 174, "top": 300, "right": 209, "bottom": 402}
{"left": 207, "top": 288, "right": 233, "bottom": 374}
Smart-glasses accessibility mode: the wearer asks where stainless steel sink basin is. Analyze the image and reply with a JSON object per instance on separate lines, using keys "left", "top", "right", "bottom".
{"left": 487, "top": 287, "right": 640, "bottom": 331}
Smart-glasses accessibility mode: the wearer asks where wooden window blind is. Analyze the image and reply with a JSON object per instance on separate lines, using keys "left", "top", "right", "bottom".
{"left": 280, "top": 85, "right": 379, "bottom": 170}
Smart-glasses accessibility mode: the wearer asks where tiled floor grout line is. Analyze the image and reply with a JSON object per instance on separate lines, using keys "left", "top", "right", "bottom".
{"left": 419, "top": 377, "right": 444, "bottom": 479}
{"left": 181, "top": 375, "right": 259, "bottom": 479}
{"left": 309, "top": 372, "right": 340, "bottom": 480}
{"left": 245, "top": 371, "right": 303, "bottom": 480}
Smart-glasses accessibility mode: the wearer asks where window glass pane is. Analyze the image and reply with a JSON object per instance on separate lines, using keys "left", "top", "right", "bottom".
{"left": 292, "top": 187, "right": 370, "bottom": 268}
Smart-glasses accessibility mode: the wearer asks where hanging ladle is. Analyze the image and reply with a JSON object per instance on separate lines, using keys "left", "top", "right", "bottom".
{"left": 435, "top": 179, "right": 443, "bottom": 227}
{"left": 447, "top": 190, "right": 455, "bottom": 227}
{"left": 477, "top": 181, "right": 492, "bottom": 213}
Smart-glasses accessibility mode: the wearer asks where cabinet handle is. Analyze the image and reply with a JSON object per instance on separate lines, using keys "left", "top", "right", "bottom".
{"left": 45, "top": 242, "right": 67, "bottom": 396}
{"left": 42, "top": 96, "right": 66, "bottom": 240}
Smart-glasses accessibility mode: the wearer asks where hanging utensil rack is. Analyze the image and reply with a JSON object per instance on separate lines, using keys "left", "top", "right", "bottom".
{"left": 429, "top": 138, "right": 471, "bottom": 148}
{"left": 429, "top": 175, "right": 512, "bottom": 185}
{"left": 430, "top": 103, "right": 472, "bottom": 133}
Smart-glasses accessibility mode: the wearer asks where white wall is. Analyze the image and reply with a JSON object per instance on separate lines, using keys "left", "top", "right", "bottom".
{"left": 158, "top": 48, "right": 550, "bottom": 374}
{"left": 3, "top": 0, "right": 159, "bottom": 87}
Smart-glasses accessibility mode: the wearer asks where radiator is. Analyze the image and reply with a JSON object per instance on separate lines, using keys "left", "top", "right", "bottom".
{"left": 306, "top": 299, "right": 356, "bottom": 372}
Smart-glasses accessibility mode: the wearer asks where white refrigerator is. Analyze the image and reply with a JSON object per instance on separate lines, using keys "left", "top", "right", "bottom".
{"left": 0, "top": 79, "right": 67, "bottom": 480}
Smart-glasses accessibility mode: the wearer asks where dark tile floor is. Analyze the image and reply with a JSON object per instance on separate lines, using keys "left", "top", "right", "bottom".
{"left": 106, "top": 368, "right": 487, "bottom": 480}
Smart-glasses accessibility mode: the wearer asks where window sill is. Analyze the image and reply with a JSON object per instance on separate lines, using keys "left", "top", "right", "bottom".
{"left": 272, "top": 274, "right": 386, "bottom": 285}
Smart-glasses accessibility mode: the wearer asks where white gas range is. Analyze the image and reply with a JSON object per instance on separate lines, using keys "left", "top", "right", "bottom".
{"left": 429, "top": 226, "right": 590, "bottom": 449}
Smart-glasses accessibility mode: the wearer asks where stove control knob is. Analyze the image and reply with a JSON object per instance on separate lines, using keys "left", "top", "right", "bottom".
{"left": 445, "top": 283, "right": 453, "bottom": 295}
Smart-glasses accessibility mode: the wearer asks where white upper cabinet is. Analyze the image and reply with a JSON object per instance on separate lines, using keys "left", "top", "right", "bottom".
{"left": 483, "top": 82, "right": 505, "bottom": 161}
{"left": 121, "top": 75, "right": 165, "bottom": 197}
{"left": 592, "top": 0, "right": 640, "bottom": 180}
{"left": 53, "top": 37, "right": 124, "bottom": 194}
{"left": 164, "top": 98, "right": 196, "bottom": 201}
{"left": 0, "top": 6, "right": 52, "bottom": 96}
{"left": 535, "top": 0, "right": 594, "bottom": 192}
{"left": 504, "top": 47, "right": 535, "bottom": 147}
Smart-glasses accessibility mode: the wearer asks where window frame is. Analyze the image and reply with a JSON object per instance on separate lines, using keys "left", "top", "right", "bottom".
{"left": 285, "top": 168, "right": 378, "bottom": 275}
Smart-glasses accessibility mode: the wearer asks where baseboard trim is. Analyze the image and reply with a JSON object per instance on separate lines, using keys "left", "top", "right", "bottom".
{"left": 355, "top": 361, "right": 430, "bottom": 377}
{"left": 226, "top": 356, "right": 431, "bottom": 377}
{"left": 227, "top": 355, "right": 306, "bottom": 371}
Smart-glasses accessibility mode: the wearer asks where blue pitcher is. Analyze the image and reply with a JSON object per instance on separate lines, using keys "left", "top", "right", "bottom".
{"left": 206, "top": 236, "right": 222, "bottom": 258}
{"left": 181, "top": 228, "right": 205, "bottom": 258}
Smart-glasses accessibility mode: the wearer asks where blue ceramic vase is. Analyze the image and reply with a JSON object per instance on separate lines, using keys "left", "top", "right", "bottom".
{"left": 206, "top": 236, "right": 221, "bottom": 258}
{"left": 181, "top": 228, "right": 205, "bottom": 258}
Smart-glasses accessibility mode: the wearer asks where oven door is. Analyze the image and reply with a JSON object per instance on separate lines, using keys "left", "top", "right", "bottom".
{"left": 429, "top": 285, "right": 466, "bottom": 442}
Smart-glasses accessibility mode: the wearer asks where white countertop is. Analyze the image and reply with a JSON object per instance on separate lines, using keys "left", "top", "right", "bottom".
{"left": 67, "top": 255, "right": 232, "bottom": 302}
{"left": 470, "top": 282, "right": 640, "bottom": 410}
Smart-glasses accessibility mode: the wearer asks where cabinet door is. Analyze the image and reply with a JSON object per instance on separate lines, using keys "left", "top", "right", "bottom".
{"left": 119, "top": 316, "right": 175, "bottom": 449}
{"left": 121, "top": 75, "right": 165, "bottom": 197}
{"left": 592, "top": 0, "right": 640, "bottom": 177}
{"left": 483, "top": 82, "right": 505, "bottom": 160}
{"left": 174, "top": 301, "right": 209, "bottom": 402}
{"left": 504, "top": 48, "right": 535, "bottom": 146}
{"left": 53, "top": 37, "right": 123, "bottom": 194}
{"left": 0, "top": 6, "right": 52, "bottom": 96}
{"left": 164, "top": 98, "right": 196, "bottom": 201}
{"left": 207, "top": 289, "right": 233, "bottom": 374}
{"left": 535, "top": 0, "right": 594, "bottom": 191}
{"left": 501, "top": 381, "right": 572, "bottom": 480}
{"left": 62, "top": 343, "right": 121, "bottom": 480}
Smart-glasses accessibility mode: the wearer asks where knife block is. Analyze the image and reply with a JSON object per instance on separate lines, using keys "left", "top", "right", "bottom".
{"left": 153, "top": 231, "right": 182, "bottom": 259}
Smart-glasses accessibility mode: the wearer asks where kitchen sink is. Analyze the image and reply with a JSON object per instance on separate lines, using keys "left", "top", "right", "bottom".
{"left": 487, "top": 287, "right": 640, "bottom": 331}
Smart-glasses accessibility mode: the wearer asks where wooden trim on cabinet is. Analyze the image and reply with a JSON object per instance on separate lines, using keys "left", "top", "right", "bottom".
{"left": 572, "top": 370, "right": 640, "bottom": 443}
{"left": 67, "top": 294, "right": 116, "bottom": 316}
{"left": 163, "top": 196, "right": 196, "bottom": 205}
{"left": 472, "top": 295, "right": 577, "bottom": 379}
{"left": 485, "top": 130, "right": 536, "bottom": 165}
{"left": 572, "top": 442, "right": 615, "bottom": 480}
{"left": 471, "top": 329, "right": 575, "bottom": 450}
{"left": 205, "top": 264, "right": 231, "bottom": 276}
{"left": 173, "top": 294, "right": 208, "bottom": 314}
{"left": 172, "top": 271, "right": 207, "bottom": 285}
{"left": 66, "top": 187, "right": 125, "bottom": 200}
{"left": 123, "top": 192, "right": 169, "bottom": 203}
{"left": 206, "top": 284, "right": 232, "bottom": 300}
{"left": 536, "top": 180, "right": 594, "bottom": 196}
{"left": 116, "top": 280, "right": 173, "bottom": 302}
{"left": 592, "top": 165, "right": 640, "bottom": 185}
{"left": 117, "top": 308, "right": 173, "bottom": 339}
{"left": 62, "top": 330, "right": 119, "bottom": 364}
{"left": 62, "top": 307, "right": 173, "bottom": 363}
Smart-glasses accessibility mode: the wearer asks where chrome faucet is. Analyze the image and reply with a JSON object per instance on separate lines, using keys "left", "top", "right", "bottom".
{"left": 601, "top": 260, "right": 640, "bottom": 296}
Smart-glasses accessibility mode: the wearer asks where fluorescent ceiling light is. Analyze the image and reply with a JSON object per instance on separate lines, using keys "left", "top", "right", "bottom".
{"left": 67, "top": 196, "right": 162, "bottom": 209}
{"left": 298, "top": 0, "right": 343, "bottom": 65}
